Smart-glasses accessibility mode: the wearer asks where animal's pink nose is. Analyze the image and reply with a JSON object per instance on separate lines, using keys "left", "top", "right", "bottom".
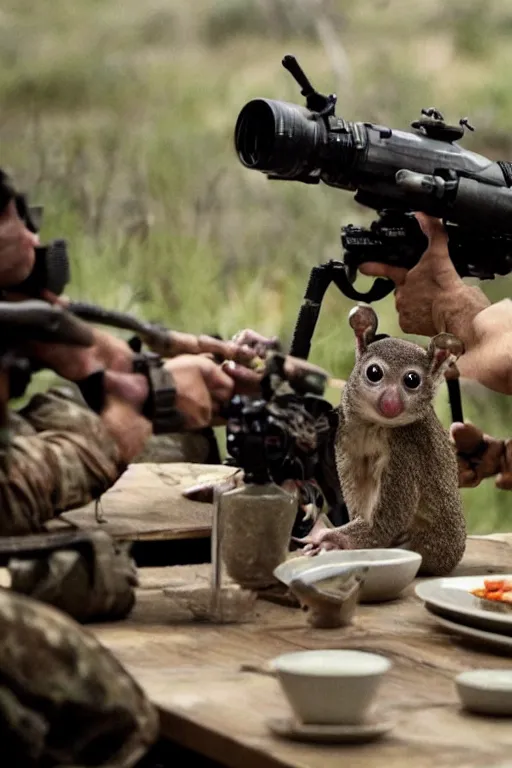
{"left": 377, "top": 390, "right": 404, "bottom": 419}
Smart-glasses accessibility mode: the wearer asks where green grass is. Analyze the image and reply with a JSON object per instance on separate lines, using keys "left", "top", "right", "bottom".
{"left": 4, "top": 0, "right": 512, "bottom": 532}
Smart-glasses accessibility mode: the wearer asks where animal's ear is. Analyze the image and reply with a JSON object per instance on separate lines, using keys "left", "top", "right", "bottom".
{"left": 427, "top": 333, "right": 464, "bottom": 380}
{"left": 348, "top": 304, "right": 378, "bottom": 357}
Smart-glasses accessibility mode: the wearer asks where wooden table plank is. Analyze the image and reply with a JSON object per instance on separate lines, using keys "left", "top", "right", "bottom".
{"left": 91, "top": 537, "right": 512, "bottom": 768}
{"left": 472, "top": 533, "right": 512, "bottom": 547}
{"left": 46, "top": 463, "right": 237, "bottom": 542}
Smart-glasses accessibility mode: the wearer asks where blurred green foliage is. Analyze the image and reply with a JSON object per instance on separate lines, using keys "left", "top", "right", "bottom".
{"left": 3, "top": 0, "right": 512, "bottom": 532}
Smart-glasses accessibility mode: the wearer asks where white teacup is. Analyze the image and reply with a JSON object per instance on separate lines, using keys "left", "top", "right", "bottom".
{"left": 272, "top": 649, "right": 391, "bottom": 725}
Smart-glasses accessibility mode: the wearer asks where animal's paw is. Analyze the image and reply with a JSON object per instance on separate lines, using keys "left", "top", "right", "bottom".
{"left": 281, "top": 479, "right": 323, "bottom": 524}
{"left": 296, "top": 527, "right": 351, "bottom": 557}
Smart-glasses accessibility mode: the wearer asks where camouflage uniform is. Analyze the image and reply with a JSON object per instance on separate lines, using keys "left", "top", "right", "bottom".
{"left": 0, "top": 388, "right": 126, "bottom": 536}
{"left": 0, "top": 586, "right": 159, "bottom": 767}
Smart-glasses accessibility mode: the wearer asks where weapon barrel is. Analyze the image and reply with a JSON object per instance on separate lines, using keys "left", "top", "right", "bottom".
{"left": 66, "top": 301, "right": 260, "bottom": 363}
{"left": 67, "top": 301, "right": 145, "bottom": 334}
{"left": 66, "top": 300, "right": 183, "bottom": 357}
{"left": 0, "top": 300, "right": 94, "bottom": 346}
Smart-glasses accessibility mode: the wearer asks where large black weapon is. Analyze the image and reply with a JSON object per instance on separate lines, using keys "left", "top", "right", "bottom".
{"left": 234, "top": 54, "right": 512, "bottom": 305}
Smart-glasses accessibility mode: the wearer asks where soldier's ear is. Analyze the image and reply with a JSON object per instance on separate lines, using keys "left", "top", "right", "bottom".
{"left": 427, "top": 333, "right": 464, "bottom": 381}
{"left": 348, "top": 304, "right": 378, "bottom": 358}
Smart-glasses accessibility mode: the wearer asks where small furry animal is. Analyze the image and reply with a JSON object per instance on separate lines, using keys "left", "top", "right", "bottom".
{"left": 303, "top": 304, "right": 467, "bottom": 576}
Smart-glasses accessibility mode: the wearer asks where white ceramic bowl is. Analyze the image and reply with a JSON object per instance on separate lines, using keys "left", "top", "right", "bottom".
{"left": 274, "top": 549, "right": 422, "bottom": 603}
{"left": 272, "top": 649, "right": 392, "bottom": 725}
{"left": 455, "top": 669, "right": 512, "bottom": 716}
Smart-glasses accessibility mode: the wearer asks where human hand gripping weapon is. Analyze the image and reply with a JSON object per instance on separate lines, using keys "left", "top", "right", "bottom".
{"left": 60, "top": 301, "right": 334, "bottom": 428}
{"left": 234, "top": 54, "right": 487, "bottom": 422}
{"left": 5, "top": 241, "right": 331, "bottom": 440}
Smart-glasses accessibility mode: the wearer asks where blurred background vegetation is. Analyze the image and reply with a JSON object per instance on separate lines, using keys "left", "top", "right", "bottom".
{"left": 2, "top": 0, "right": 512, "bottom": 532}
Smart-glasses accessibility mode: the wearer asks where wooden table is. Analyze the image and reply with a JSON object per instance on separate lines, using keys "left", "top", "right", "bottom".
{"left": 46, "top": 463, "right": 236, "bottom": 542}
{"left": 91, "top": 536, "right": 512, "bottom": 768}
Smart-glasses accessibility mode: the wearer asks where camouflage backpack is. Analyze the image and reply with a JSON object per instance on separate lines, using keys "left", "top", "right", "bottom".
{"left": 2, "top": 529, "right": 137, "bottom": 624}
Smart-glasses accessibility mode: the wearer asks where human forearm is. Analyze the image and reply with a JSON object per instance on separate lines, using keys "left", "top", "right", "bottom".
{"left": 26, "top": 328, "right": 135, "bottom": 382}
{"left": 100, "top": 398, "right": 152, "bottom": 464}
{"left": 90, "top": 329, "right": 134, "bottom": 373}
{"left": 436, "top": 297, "right": 512, "bottom": 394}
{"left": 433, "top": 285, "right": 491, "bottom": 349}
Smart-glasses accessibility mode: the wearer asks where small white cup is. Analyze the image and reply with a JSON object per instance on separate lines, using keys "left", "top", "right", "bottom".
{"left": 272, "top": 649, "right": 391, "bottom": 725}
{"left": 456, "top": 669, "right": 512, "bottom": 716}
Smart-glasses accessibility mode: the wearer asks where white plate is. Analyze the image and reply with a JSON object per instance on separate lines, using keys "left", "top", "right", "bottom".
{"left": 415, "top": 575, "right": 512, "bottom": 636}
{"left": 274, "top": 549, "right": 422, "bottom": 603}
{"left": 425, "top": 607, "right": 512, "bottom": 655}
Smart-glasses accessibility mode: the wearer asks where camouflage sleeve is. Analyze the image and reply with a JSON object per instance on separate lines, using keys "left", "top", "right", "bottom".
{"left": 0, "top": 389, "right": 126, "bottom": 535}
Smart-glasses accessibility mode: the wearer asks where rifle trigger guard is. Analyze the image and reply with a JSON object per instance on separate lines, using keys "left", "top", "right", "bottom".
{"left": 336, "top": 269, "right": 396, "bottom": 303}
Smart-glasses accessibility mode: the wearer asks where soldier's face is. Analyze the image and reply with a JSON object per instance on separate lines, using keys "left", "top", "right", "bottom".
{"left": 0, "top": 200, "right": 38, "bottom": 287}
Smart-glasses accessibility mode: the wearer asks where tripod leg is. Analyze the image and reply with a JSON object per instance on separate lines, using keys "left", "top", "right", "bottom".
{"left": 447, "top": 378, "right": 464, "bottom": 423}
{"left": 289, "top": 265, "right": 334, "bottom": 359}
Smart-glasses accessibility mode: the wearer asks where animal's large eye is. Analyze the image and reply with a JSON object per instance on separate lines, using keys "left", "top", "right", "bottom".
{"left": 403, "top": 371, "right": 421, "bottom": 390}
{"left": 366, "top": 364, "right": 383, "bottom": 383}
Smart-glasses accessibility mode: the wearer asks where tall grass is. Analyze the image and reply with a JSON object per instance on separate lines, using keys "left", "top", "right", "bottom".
{"left": 4, "top": 0, "right": 512, "bottom": 532}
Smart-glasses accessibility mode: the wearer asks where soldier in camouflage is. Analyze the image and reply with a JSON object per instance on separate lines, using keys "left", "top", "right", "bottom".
{"left": 0, "top": 193, "right": 228, "bottom": 766}
{"left": 0, "top": 358, "right": 236, "bottom": 535}
{"left": 0, "top": 586, "right": 159, "bottom": 767}
{"left": 0, "top": 183, "right": 238, "bottom": 533}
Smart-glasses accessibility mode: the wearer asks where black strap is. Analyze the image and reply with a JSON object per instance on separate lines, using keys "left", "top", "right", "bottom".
{"left": 0, "top": 171, "right": 15, "bottom": 217}
{"left": 498, "top": 161, "right": 512, "bottom": 187}
{"left": 132, "top": 352, "right": 185, "bottom": 434}
{"left": 447, "top": 377, "right": 463, "bottom": 424}
{"left": 77, "top": 370, "right": 106, "bottom": 413}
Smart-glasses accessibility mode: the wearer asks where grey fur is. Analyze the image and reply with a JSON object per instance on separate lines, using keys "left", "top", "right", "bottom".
{"left": 332, "top": 321, "right": 466, "bottom": 577}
